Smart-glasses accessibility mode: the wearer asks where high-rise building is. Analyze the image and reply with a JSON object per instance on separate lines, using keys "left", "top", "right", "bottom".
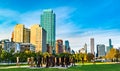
{"left": 30, "top": 24, "right": 46, "bottom": 53}
{"left": 24, "top": 28, "right": 30, "bottom": 43}
{"left": 11, "top": 31, "right": 14, "bottom": 42}
{"left": 56, "top": 39, "right": 63, "bottom": 54}
{"left": 13, "top": 24, "right": 30, "bottom": 43}
{"left": 46, "top": 44, "right": 51, "bottom": 53}
{"left": 41, "top": 9, "right": 56, "bottom": 53}
{"left": 84, "top": 43, "right": 87, "bottom": 53}
{"left": 65, "top": 40, "right": 69, "bottom": 52}
{"left": 90, "top": 38, "right": 94, "bottom": 55}
{"left": 97, "top": 44, "right": 105, "bottom": 57}
{"left": 68, "top": 47, "right": 71, "bottom": 53}
{"left": 13, "top": 24, "right": 24, "bottom": 42}
{"left": 106, "top": 46, "right": 110, "bottom": 53}
{"left": 63, "top": 45, "right": 66, "bottom": 53}
{"left": 109, "top": 39, "right": 113, "bottom": 49}
{"left": 106, "top": 39, "right": 113, "bottom": 53}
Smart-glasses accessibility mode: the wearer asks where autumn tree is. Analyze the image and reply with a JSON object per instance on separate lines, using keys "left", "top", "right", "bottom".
{"left": 106, "top": 48, "right": 119, "bottom": 61}
{"left": 114, "top": 49, "right": 120, "bottom": 62}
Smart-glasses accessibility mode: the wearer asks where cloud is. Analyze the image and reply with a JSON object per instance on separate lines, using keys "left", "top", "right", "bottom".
{"left": 61, "top": 29, "right": 120, "bottom": 53}
{"left": 0, "top": 6, "right": 76, "bottom": 40}
{"left": 54, "top": 7, "right": 77, "bottom": 37}
{"left": 0, "top": 6, "right": 120, "bottom": 54}
{"left": 17, "top": 10, "right": 42, "bottom": 28}
{"left": 0, "top": 9, "right": 20, "bottom": 40}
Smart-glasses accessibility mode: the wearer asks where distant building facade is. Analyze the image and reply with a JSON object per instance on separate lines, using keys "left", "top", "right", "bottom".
{"left": 79, "top": 48, "right": 86, "bottom": 53}
{"left": 13, "top": 24, "right": 30, "bottom": 43}
{"left": 90, "top": 38, "right": 94, "bottom": 55}
{"left": 24, "top": 28, "right": 30, "bottom": 43}
{"left": 56, "top": 39, "right": 63, "bottom": 54}
{"left": 106, "top": 39, "right": 113, "bottom": 53}
{"left": 0, "top": 39, "right": 14, "bottom": 52}
{"left": 30, "top": 24, "right": 46, "bottom": 53}
{"left": 13, "top": 24, "right": 24, "bottom": 42}
{"left": 0, "top": 39, "right": 35, "bottom": 53}
{"left": 97, "top": 44, "right": 105, "bottom": 57}
{"left": 84, "top": 43, "right": 87, "bottom": 53}
{"left": 65, "top": 40, "right": 70, "bottom": 52}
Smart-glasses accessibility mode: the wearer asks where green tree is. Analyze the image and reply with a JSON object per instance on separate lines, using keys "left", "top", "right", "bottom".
{"left": 43, "top": 52, "right": 50, "bottom": 58}
{"left": 1, "top": 50, "right": 9, "bottom": 62}
{"left": 12, "top": 52, "right": 20, "bottom": 62}
{"left": 0, "top": 45, "right": 2, "bottom": 54}
{"left": 0, "top": 45, "right": 2, "bottom": 62}
{"left": 75, "top": 53, "right": 81, "bottom": 62}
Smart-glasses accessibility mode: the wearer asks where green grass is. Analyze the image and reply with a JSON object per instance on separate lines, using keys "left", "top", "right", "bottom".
{"left": 0, "top": 63, "right": 120, "bottom": 71}
{"left": 0, "top": 64, "right": 27, "bottom": 67}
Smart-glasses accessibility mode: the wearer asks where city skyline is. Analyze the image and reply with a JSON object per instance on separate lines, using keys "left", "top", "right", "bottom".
{"left": 0, "top": 0, "right": 120, "bottom": 52}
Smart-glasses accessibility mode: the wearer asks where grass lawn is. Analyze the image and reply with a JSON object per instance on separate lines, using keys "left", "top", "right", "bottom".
{"left": 0, "top": 64, "right": 27, "bottom": 67}
{"left": 0, "top": 63, "right": 120, "bottom": 71}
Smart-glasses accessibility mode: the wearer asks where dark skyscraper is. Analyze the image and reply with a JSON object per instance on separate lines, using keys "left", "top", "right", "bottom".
{"left": 109, "top": 39, "right": 113, "bottom": 48}
{"left": 41, "top": 9, "right": 56, "bottom": 53}
{"left": 107, "top": 39, "right": 113, "bottom": 53}
{"left": 65, "top": 40, "right": 69, "bottom": 52}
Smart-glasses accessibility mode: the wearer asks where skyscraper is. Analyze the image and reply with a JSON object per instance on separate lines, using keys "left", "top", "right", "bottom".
{"left": 13, "top": 24, "right": 30, "bottom": 43}
{"left": 24, "top": 28, "right": 30, "bottom": 43}
{"left": 56, "top": 39, "right": 63, "bottom": 54}
{"left": 90, "top": 38, "right": 94, "bottom": 55}
{"left": 109, "top": 39, "right": 113, "bottom": 49}
{"left": 107, "top": 39, "right": 113, "bottom": 53}
{"left": 97, "top": 44, "right": 105, "bottom": 57}
{"left": 13, "top": 24, "right": 24, "bottom": 42}
{"left": 41, "top": 9, "right": 56, "bottom": 53}
{"left": 84, "top": 43, "right": 87, "bottom": 53}
{"left": 30, "top": 24, "right": 46, "bottom": 53}
{"left": 65, "top": 40, "right": 69, "bottom": 52}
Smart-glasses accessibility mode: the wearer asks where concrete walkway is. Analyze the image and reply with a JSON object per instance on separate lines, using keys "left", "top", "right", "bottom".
{"left": 0, "top": 65, "right": 73, "bottom": 69}
{"left": 0, "top": 66, "right": 29, "bottom": 69}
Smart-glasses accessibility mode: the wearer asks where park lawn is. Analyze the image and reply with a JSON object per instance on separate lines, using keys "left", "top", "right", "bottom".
{"left": 0, "top": 63, "right": 120, "bottom": 71}
{"left": 0, "top": 64, "right": 27, "bottom": 67}
{"left": 68, "top": 63, "right": 120, "bottom": 71}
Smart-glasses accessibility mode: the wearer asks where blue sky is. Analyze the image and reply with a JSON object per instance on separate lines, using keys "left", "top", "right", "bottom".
{"left": 0, "top": 0, "right": 120, "bottom": 52}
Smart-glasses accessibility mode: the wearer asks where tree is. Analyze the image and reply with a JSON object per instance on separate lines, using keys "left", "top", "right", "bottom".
{"left": 80, "top": 53, "right": 84, "bottom": 64}
{"left": 75, "top": 53, "right": 81, "bottom": 62}
{"left": 0, "top": 45, "right": 2, "bottom": 54}
{"left": 0, "top": 50, "right": 9, "bottom": 62}
{"left": 0, "top": 45, "right": 2, "bottom": 62}
{"left": 114, "top": 49, "right": 120, "bottom": 62}
{"left": 43, "top": 52, "right": 50, "bottom": 67}
{"left": 106, "top": 48, "right": 118, "bottom": 61}
{"left": 12, "top": 52, "right": 20, "bottom": 62}
{"left": 87, "top": 53, "right": 94, "bottom": 62}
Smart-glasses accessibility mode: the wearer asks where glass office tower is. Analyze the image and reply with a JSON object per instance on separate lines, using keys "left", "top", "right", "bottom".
{"left": 41, "top": 9, "right": 56, "bottom": 53}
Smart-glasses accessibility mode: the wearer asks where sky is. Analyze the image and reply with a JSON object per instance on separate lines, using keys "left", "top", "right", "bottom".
{"left": 0, "top": 0, "right": 120, "bottom": 52}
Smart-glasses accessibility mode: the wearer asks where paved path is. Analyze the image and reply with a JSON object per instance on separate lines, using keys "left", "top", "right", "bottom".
{"left": 0, "top": 66, "right": 29, "bottom": 69}
{"left": 0, "top": 65, "right": 73, "bottom": 69}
